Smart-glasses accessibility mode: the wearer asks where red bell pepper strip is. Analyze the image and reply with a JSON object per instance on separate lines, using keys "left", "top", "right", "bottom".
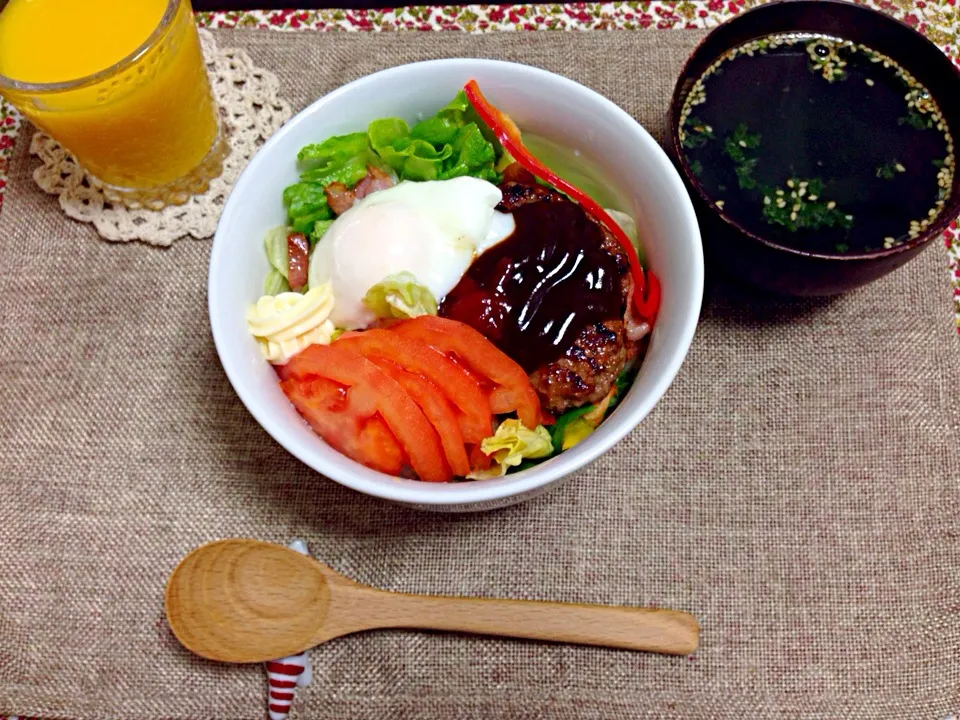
{"left": 463, "top": 80, "right": 661, "bottom": 325}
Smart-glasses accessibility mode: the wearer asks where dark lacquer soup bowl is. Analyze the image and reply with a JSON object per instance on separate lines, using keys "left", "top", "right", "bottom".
{"left": 669, "top": 0, "right": 960, "bottom": 296}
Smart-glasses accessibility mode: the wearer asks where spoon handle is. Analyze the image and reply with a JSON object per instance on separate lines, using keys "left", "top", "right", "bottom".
{"left": 330, "top": 586, "right": 699, "bottom": 655}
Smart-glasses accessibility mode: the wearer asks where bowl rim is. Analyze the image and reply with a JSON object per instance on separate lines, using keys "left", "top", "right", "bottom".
{"left": 209, "top": 58, "right": 704, "bottom": 506}
{"left": 667, "top": 0, "right": 960, "bottom": 263}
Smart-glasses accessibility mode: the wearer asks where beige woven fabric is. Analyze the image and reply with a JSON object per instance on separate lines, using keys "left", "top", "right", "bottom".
{"left": 0, "top": 29, "right": 958, "bottom": 720}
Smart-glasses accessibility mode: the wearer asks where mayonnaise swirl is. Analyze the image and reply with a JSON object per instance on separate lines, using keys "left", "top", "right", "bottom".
{"left": 246, "top": 284, "right": 336, "bottom": 364}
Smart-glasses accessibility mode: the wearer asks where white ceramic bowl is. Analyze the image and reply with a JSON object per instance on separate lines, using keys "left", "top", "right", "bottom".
{"left": 209, "top": 59, "right": 703, "bottom": 512}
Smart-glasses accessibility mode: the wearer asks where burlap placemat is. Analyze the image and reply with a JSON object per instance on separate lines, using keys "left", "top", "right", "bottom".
{"left": 0, "top": 29, "right": 958, "bottom": 720}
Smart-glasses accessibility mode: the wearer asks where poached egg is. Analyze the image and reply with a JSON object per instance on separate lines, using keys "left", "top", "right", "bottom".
{"left": 307, "top": 176, "right": 515, "bottom": 329}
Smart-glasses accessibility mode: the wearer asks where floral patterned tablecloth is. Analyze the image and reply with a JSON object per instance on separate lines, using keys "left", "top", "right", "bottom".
{"left": 0, "top": 3, "right": 958, "bottom": 719}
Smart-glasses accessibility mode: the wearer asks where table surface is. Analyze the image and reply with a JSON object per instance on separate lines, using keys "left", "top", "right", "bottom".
{"left": 1, "top": 4, "right": 958, "bottom": 720}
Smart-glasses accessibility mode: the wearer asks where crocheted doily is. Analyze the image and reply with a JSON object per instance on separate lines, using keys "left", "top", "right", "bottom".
{"left": 29, "top": 30, "right": 292, "bottom": 246}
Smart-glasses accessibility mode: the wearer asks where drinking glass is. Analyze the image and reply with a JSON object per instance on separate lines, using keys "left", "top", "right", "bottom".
{"left": 0, "top": 0, "right": 226, "bottom": 209}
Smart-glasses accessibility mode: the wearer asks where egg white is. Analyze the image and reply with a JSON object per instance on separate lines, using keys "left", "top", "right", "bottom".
{"left": 307, "top": 177, "right": 515, "bottom": 329}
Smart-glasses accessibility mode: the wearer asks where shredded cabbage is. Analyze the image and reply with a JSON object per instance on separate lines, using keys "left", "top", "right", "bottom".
{"left": 263, "top": 268, "right": 290, "bottom": 296}
{"left": 264, "top": 225, "right": 289, "bottom": 278}
{"left": 468, "top": 419, "right": 553, "bottom": 480}
{"left": 604, "top": 208, "right": 644, "bottom": 262}
{"left": 362, "top": 272, "right": 438, "bottom": 320}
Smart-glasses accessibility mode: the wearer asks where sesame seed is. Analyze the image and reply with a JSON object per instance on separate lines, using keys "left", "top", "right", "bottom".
{"left": 764, "top": 196, "right": 771, "bottom": 205}
{"left": 793, "top": 204, "right": 801, "bottom": 212}
{"left": 845, "top": 215, "right": 853, "bottom": 221}
{"left": 738, "top": 140, "right": 747, "bottom": 148}
{"left": 808, "top": 195, "right": 819, "bottom": 202}
{"left": 787, "top": 180, "right": 795, "bottom": 188}
{"left": 790, "top": 212, "right": 797, "bottom": 221}
{"left": 895, "top": 163, "right": 906, "bottom": 173}
{"left": 777, "top": 199, "right": 787, "bottom": 208}
{"left": 799, "top": 188, "right": 807, "bottom": 197}
{"left": 928, "top": 208, "right": 937, "bottom": 217}
{"left": 827, "top": 201, "right": 837, "bottom": 209}
{"left": 865, "top": 78, "right": 875, "bottom": 87}
{"left": 776, "top": 189, "right": 785, "bottom": 196}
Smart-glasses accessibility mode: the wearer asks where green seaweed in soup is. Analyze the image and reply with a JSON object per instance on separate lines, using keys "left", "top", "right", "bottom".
{"left": 679, "top": 33, "right": 955, "bottom": 254}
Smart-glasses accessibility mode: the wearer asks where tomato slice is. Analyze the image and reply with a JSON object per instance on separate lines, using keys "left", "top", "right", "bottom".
{"left": 281, "top": 376, "right": 405, "bottom": 475}
{"left": 468, "top": 443, "right": 493, "bottom": 474}
{"left": 369, "top": 358, "right": 470, "bottom": 477}
{"left": 391, "top": 316, "right": 541, "bottom": 430}
{"left": 281, "top": 343, "right": 449, "bottom": 482}
{"left": 463, "top": 79, "right": 661, "bottom": 325}
{"left": 335, "top": 329, "right": 493, "bottom": 444}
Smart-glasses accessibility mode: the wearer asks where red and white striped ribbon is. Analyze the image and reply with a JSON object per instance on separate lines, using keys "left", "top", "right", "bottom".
{"left": 264, "top": 539, "right": 313, "bottom": 720}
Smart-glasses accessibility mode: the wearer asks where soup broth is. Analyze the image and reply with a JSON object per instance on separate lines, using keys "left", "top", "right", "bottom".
{"left": 679, "top": 33, "right": 955, "bottom": 254}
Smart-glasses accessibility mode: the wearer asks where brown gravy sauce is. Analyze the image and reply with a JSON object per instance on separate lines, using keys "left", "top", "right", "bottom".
{"left": 440, "top": 192, "right": 623, "bottom": 372}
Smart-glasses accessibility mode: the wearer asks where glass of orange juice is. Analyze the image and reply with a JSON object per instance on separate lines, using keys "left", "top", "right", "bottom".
{"left": 0, "top": 0, "right": 226, "bottom": 209}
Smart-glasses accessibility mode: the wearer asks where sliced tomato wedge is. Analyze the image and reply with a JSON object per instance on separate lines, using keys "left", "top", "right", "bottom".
{"left": 335, "top": 329, "right": 493, "bottom": 444}
{"left": 391, "top": 316, "right": 541, "bottom": 430}
{"left": 281, "top": 343, "right": 449, "bottom": 482}
{"left": 281, "top": 376, "right": 405, "bottom": 475}
{"left": 463, "top": 79, "right": 661, "bottom": 325}
{"left": 369, "top": 358, "right": 470, "bottom": 477}
{"left": 468, "top": 443, "right": 493, "bottom": 474}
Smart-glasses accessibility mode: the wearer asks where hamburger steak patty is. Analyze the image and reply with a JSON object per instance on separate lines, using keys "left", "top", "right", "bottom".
{"left": 440, "top": 170, "right": 640, "bottom": 414}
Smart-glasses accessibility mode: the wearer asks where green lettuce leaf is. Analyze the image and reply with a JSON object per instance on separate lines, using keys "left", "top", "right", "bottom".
{"left": 411, "top": 115, "right": 462, "bottom": 146}
{"left": 369, "top": 118, "right": 454, "bottom": 181}
{"left": 378, "top": 137, "right": 453, "bottom": 182}
{"left": 440, "top": 90, "right": 470, "bottom": 115}
{"left": 263, "top": 268, "right": 291, "bottom": 296}
{"left": 300, "top": 153, "right": 375, "bottom": 188}
{"left": 297, "top": 132, "right": 370, "bottom": 169}
{"left": 362, "top": 272, "right": 438, "bottom": 319}
{"left": 290, "top": 207, "right": 333, "bottom": 236}
{"left": 366, "top": 94, "right": 502, "bottom": 183}
{"left": 263, "top": 225, "right": 289, "bottom": 278}
{"left": 310, "top": 219, "right": 334, "bottom": 245}
{"left": 446, "top": 90, "right": 507, "bottom": 162}
{"left": 282, "top": 182, "right": 333, "bottom": 233}
{"left": 282, "top": 182, "right": 329, "bottom": 220}
{"left": 297, "top": 132, "right": 382, "bottom": 188}
{"left": 441, "top": 123, "right": 498, "bottom": 181}
{"left": 368, "top": 118, "right": 412, "bottom": 173}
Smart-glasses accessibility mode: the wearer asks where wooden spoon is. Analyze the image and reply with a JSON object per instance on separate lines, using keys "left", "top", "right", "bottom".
{"left": 165, "top": 539, "right": 699, "bottom": 663}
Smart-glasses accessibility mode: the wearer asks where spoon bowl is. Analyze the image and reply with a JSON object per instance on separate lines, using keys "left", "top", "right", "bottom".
{"left": 165, "top": 539, "right": 700, "bottom": 663}
{"left": 166, "top": 539, "right": 340, "bottom": 662}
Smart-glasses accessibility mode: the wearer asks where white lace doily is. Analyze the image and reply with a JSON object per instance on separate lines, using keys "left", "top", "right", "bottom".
{"left": 29, "top": 30, "right": 292, "bottom": 246}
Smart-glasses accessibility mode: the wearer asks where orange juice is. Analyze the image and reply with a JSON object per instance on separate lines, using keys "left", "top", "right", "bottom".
{"left": 0, "top": 0, "right": 222, "bottom": 205}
